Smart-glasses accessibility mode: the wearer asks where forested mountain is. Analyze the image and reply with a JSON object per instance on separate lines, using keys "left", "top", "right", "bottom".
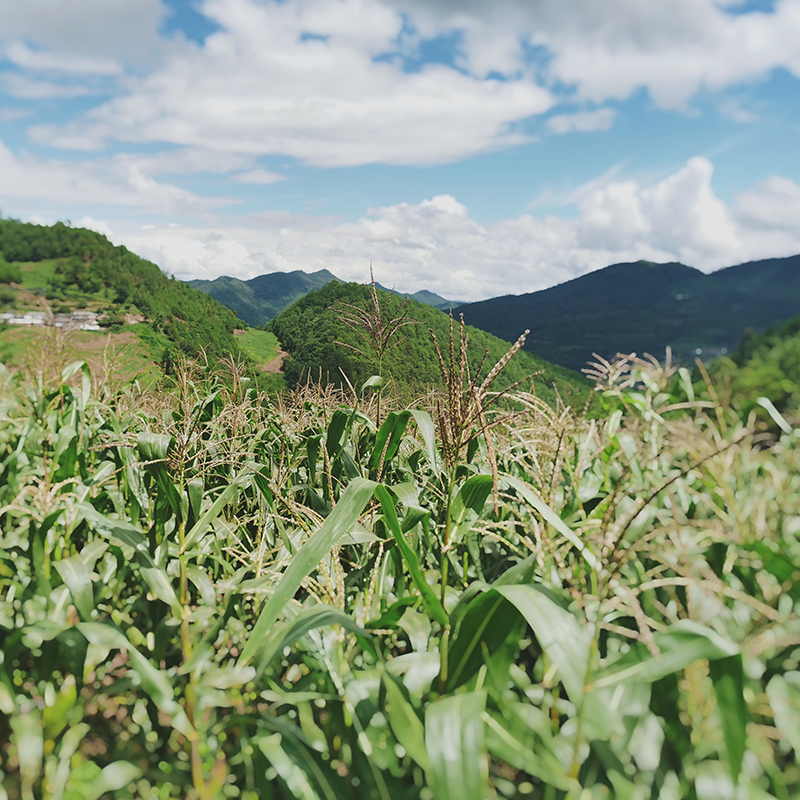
{"left": 0, "top": 218, "right": 242, "bottom": 364}
{"left": 710, "top": 311, "right": 800, "bottom": 414}
{"left": 269, "top": 281, "right": 590, "bottom": 407}
{"left": 189, "top": 269, "right": 340, "bottom": 325}
{"left": 190, "top": 269, "right": 459, "bottom": 325}
{"left": 454, "top": 255, "right": 800, "bottom": 371}
{"left": 375, "top": 284, "right": 460, "bottom": 311}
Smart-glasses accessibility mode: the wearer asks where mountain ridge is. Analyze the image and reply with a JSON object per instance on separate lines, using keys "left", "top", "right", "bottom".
{"left": 453, "top": 255, "right": 800, "bottom": 371}
{"left": 189, "top": 269, "right": 459, "bottom": 325}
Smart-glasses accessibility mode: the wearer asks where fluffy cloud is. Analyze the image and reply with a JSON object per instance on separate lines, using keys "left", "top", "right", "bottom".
{"left": 4, "top": 42, "right": 123, "bottom": 76}
{"left": 546, "top": 109, "right": 617, "bottom": 135}
{"left": 102, "top": 158, "right": 800, "bottom": 302}
{"left": 384, "top": 0, "right": 800, "bottom": 108}
{"left": 0, "top": 0, "right": 167, "bottom": 65}
{"left": 0, "top": 73, "right": 94, "bottom": 99}
{"left": 28, "top": 0, "right": 554, "bottom": 166}
{"left": 0, "top": 140, "right": 234, "bottom": 216}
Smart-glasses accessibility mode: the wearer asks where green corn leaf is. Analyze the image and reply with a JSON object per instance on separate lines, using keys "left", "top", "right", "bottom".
{"left": 410, "top": 409, "right": 441, "bottom": 474}
{"left": 425, "top": 690, "right": 487, "bottom": 800}
{"left": 766, "top": 672, "right": 800, "bottom": 757}
{"left": 10, "top": 709, "right": 43, "bottom": 797}
{"left": 54, "top": 557, "right": 94, "bottom": 622}
{"left": 375, "top": 484, "right": 449, "bottom": 628}
{"left": 200, "top": 665, "right": 257, "bottom": 689}
{"left": 136, "top": 431, "right": 174, "bottom": 461}
{"left": 382, "top": 670, "right": 430, "bottom": 772}
{"left": 446, "top": 589, "right": 519, "bottom": 691}
{"left": 180, "top": 472, "right": 253, "bottom": 553}
{"left": 502, "top": 475, "right": 598, "bottom": 570}
{"left": 326, "top": 409, "right": 350, "bottom": 456}
{"left": 84, "top": 762, "right": 143, "bottom": 800}
{"left": 709, "top": 655, "right": 747, "bottom": 785}
{"left": 187, "top": 478, "right": 203, "bottom": 523}
{"left": 369, "top": 410, "right": 411, "bottom": 474}
{"left": 590, "top": 621, "right": 739, "bottom": 691}
{"left": 494, "top": 584, "right": 591, "bottom": 706}
{"left": 256, "top": 731, "right": 335, "bottom": 800}
{"left": 182, "top": 471, "right": 253, "bottom": 553}
{"left": 137, "top": 432, "right": 182, "bottom": 517}
{"left": 482, "top": 706, "right": 575, "bottom": 792}
{"left": 187, "top": 565, "right": 216, "bottom": 606}
{"left": 76, "top": 622, "right": 194, "bottom": 737}
{"left": 451, "top": 474, "right": 493, "bottom": 526}
{"left": 255, "top": 604, "right": 372, "bottom": 677}
{"left": 78, "top": 504, "right": 182, "bottom": 616}
{"left": 238, "top": 477, "right": 377, "bottom": 666}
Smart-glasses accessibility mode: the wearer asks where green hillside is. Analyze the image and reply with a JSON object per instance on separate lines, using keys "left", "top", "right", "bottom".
{"left": 190, "top": 269, "right": 461, "bottom": 325}
{"left": 0, "top": 218, "right": 243, "bottom": 369}
{"left": 710, "top": 312, "right": 800, "bottom": 414}
{"left": 189, "top": 268, "right": 340, "bottom": 326}
{"left": 375, "top": 283, "right": 460, "bottom": 311}
{"left": 269, "top": 280, "right": 590, "bottom": 407}
{"left": 455, "top": 255, "right": 800, "bottom": 370}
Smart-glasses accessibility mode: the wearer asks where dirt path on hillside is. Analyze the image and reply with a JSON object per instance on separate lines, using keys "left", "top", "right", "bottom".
{"left": 261, "top": 349, "right": 288, "bottom": 373}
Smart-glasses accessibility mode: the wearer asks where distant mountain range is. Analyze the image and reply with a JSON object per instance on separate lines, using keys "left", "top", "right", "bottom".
{"left": 454, "top": 255, "right": 800, "bottom": 371}
{"left": 189, "top": 269, "right": 459, "bottom": 326}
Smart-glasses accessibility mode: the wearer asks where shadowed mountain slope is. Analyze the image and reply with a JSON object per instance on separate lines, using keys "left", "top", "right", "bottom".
{"left": 454, "top": 256, "right": 800, "bottom": 371}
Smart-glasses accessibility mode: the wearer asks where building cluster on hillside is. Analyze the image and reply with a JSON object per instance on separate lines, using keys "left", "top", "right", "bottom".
{"left": 0, "top": 310, "right": 101, "bottom": 331}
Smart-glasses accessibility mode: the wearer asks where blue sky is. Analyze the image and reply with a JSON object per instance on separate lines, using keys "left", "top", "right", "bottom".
{"left": 0, "top": 0, "right": 799, "bottom": 301}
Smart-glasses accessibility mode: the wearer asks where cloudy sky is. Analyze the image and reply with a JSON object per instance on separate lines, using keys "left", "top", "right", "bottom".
{"left": 0, "top": 0, "right": 799, "bottom": 301}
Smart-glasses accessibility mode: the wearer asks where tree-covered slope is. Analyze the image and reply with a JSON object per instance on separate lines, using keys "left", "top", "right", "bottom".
{"left": 710, "top": 311, "right": 800, "bottom": 413}
{"left": 454, "top": 255, "right": 800, "bottom": 370}
{"left": 190, "top": 269, "right": 461, "bottom": 325}
{"left": 189, "top": 268, "right": 340, "bottom": 325}
{"left": 0, "top": 218, "right": 242, "bottom": 364}
{"left": 269, "top": 281, "right": 590, "bottom": 407}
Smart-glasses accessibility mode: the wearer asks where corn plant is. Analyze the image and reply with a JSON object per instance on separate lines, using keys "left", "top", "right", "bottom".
{"left": 1, "top": 351, "right": 799, "bottom": 800}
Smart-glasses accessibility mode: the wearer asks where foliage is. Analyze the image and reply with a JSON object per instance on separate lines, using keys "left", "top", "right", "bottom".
{"left": 455, "top": 255, "right": 800, "bottom": 371}
{"left": 1, "top": 337, "right": 799, "bottom": 799}
{"left": 190, "top": 270, "right": 459, "bottom": 328}
{"left": 0, "top": 257, "right": 21, "bottom": 285}
{"left": 0, "top": 218, "right": 243, "bottom": 365}
{"left": 189, "top": 270, "right": 340, "bottom": 327}
{"left": 709, "top": 312, "right": 800, "bottom": 416}
{"left": 269, "top": 281, "right": 590, "bottom": 409}
{"left": 235, "top": 330, "right": 282, "bottom": 366}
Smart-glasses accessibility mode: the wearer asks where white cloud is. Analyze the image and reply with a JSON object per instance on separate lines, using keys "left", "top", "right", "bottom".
{"left": 102, "top": 157, "right": 800, "bottom": 302}
{"left": 0, "top": 0, "right": 167, "bottom": 65}
{"left": 383, "top": 0, "right": 800, "bottom": 108}
{"left": 0, "top": 139, "right": 235, "bottom": 215}
{"left": 1, "top": 74, "right": 94, "bottom": 99}
{"left": 234, "top": 169, "right": 286, "bottom": 184}
{"left": 5, "top": 42, "right": 122, "bottom": 76}
{"left": 29, "top": 0, "right": 553, "bottom": 166}
{"left": 112, "top": 149, "right": 258, "bottom": 177}
{"left": 546, "top": 108, "right": 617, "bottom": 135}
{"left": 0, "top": 108, "right": 32, "bottom": 122}
{"left": 19, "top": 0, "right": 798, "bottom": 169}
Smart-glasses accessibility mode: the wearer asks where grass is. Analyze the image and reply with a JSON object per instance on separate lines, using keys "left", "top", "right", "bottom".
{"left": 0, "top": 324, "right": 162, "bottom": 387}
{"left": 235, "top": 328, "right": 281, "bottom": 365}
{"left": 17, "top": 258, "right": 58, "bottom": 289}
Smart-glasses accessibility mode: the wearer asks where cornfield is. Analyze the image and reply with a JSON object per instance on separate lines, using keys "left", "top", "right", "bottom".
{"left": 1, "top": 343, "right": 799, "bottom": 799}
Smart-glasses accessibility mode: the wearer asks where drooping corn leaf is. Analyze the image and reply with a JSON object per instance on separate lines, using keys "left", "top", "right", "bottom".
{"left": 425, "top": 690, "right": 487, "bottom": 800}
